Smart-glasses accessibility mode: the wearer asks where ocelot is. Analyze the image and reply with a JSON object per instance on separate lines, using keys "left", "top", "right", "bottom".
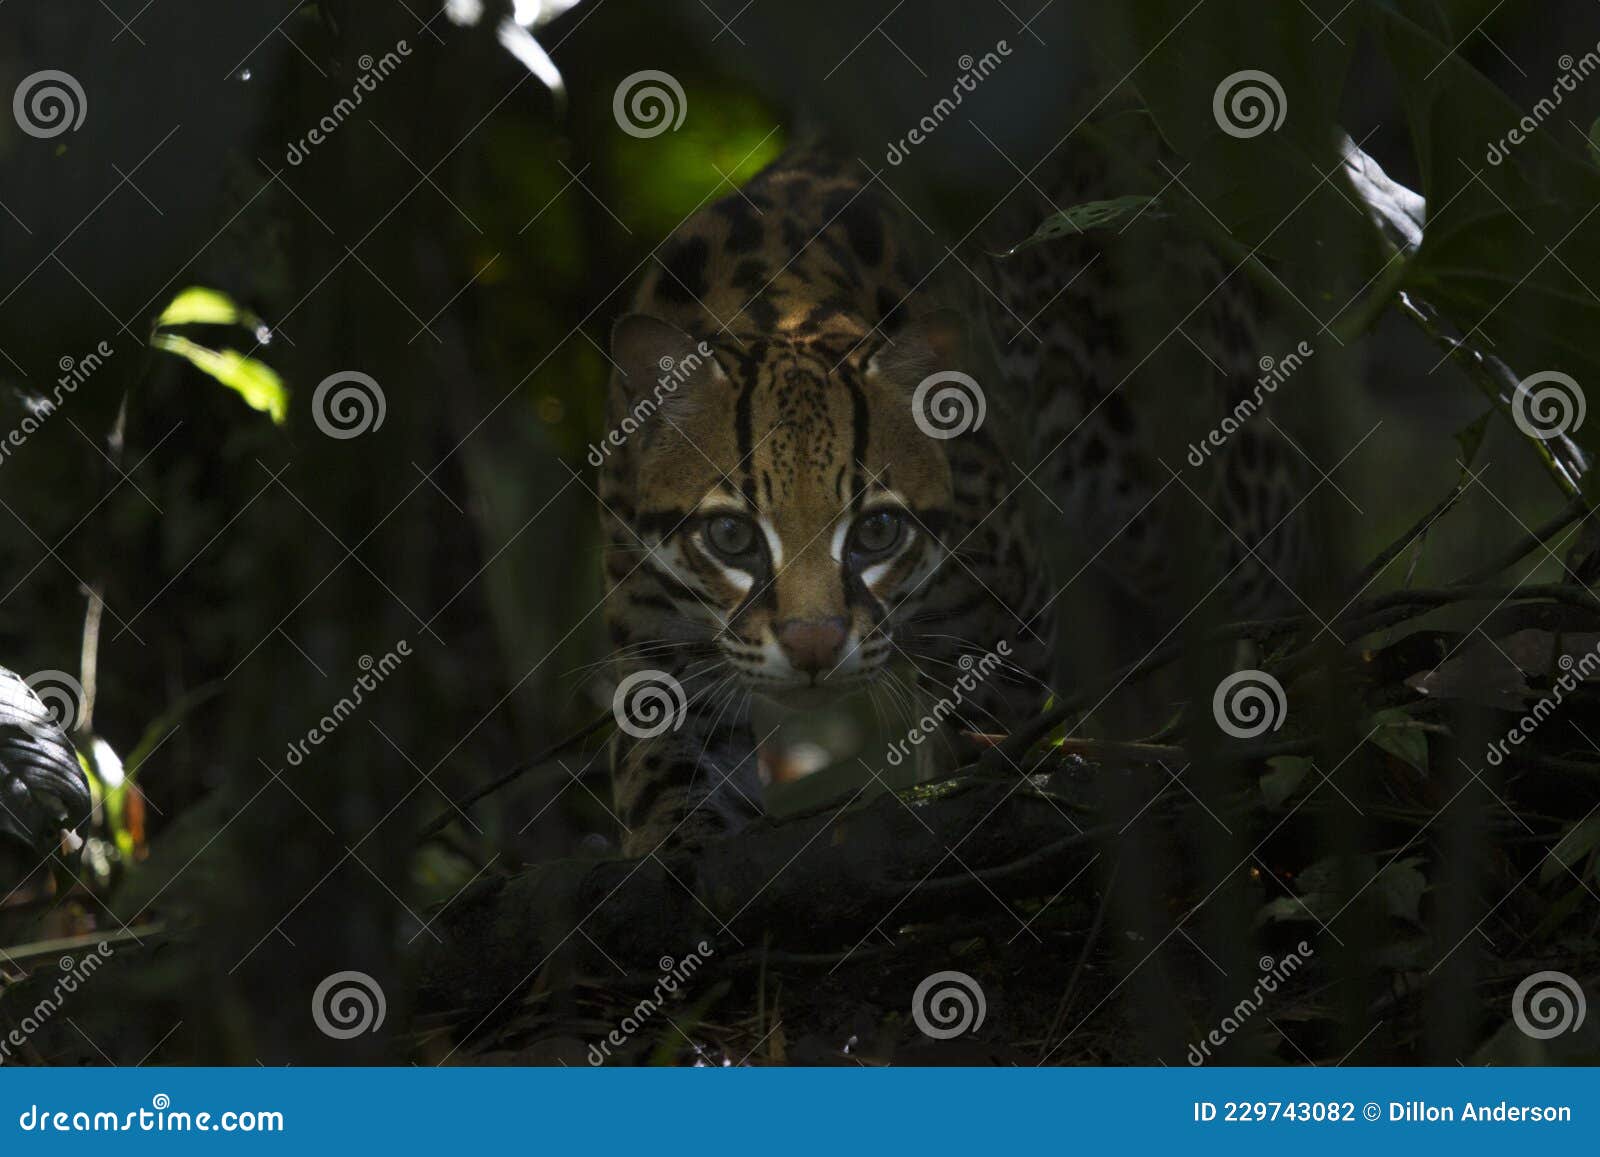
{"left": 597, "top": 146, "right": 1301, "bottom": 856}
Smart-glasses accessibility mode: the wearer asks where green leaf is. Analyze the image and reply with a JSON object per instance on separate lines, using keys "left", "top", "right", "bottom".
{"left": 122, "top": 682, "right": 221, "bottom": 780}
{"left": 1256, "top": 895, "right": 1322, "bottom": 925}
{"left": 1376, "top": 6, "right": 1600, "bottom": 460}
{"left": 1453, "top": 408, "right": 1493, "bottom": 468}
{"left": 152, "top": 333, "right": 288, "bottom": 425}
{"left": 993, "top": 195, "right": 1159, "bottom": 255}
{"left": 1260, "top": 755, "right": 1313, "bottom": 807}
{"left": 1540, "top": 813, "right": 1600, "bottom": 886}
{"left": 155, "top": 286, "right": 257, "bottom": 330}
{"left": 1375, "top": 856, "right": 1428, "bottom": 925}
{"left": 1366, "top": 707, "right": 1430, "bottom": 773}
{"left": 1255, "top": 853, "right": 1427, "bottom": 926}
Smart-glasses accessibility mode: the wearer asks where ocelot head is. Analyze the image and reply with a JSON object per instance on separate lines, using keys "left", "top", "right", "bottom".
{"left": 608, "top": 312, "right": 970, "bottom": 701}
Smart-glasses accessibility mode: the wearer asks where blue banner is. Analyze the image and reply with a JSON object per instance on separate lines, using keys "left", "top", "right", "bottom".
{"left": 2, "top": 1068, "right": 1595, "bottom": 1153}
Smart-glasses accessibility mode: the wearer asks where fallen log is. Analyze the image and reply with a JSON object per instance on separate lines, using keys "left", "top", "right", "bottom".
{"left": 417, "top": 763, "right": 1163, "bottom": 1015}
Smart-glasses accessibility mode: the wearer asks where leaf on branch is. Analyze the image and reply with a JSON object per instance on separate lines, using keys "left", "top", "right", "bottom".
{"left": 1454, "top": 409, "right": 1493, "bottom": 469}
{"left": 1366, "top": 707, "right": 1430, "bottom": 774}
{"left": 1406, "top": 637, "right": 1531, "bottom": 710}
{"left": 1260, "top": 754, "right": 1313, "bottom": 807}
{"left": 992, "top": 195, "right": 1159, "bottom": 256}
{"left": 1540, "top": 813, "right": 1600, "bottom": 886}
{"left": 151, "top": 334, "right": 288, "bottom": 426}
{"left": 155, "top": 286, "right": 262, "bottom": 330}
{"left": 1256, "top": 854, "right": 1428, "bottom": 926}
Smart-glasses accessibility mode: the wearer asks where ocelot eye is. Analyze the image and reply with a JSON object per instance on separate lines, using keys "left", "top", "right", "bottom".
{"left": 851, "top": 509, "right": 905, "bottom": 558}
{"left": 703, "top": 514, "right": 759, "bottom": 560}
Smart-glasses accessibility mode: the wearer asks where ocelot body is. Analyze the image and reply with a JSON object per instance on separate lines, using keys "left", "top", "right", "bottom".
{"left": 598, "top": 146, "right": 1299, "bottom": 856}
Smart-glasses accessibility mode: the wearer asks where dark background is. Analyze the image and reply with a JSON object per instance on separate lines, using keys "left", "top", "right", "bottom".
{"left": 2, "top": 0, "right": 1599, "bottom": 1065}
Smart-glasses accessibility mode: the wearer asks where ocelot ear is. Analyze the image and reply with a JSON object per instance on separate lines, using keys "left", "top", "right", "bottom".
{"left": 609, "top": 314, "right": 725, "bottom": 400}
{"left": 864, "top": 309, "right": 969, "bottom": 384}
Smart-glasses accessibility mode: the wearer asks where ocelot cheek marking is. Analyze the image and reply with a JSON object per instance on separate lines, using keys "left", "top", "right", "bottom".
{"left": 678, "top": 540, "right": 752, "bottom": 603}
{"left": 858, "top": 542, "right": 927, "bottom": 602}
{"left": 640, "top": 546, "right": 706, "bottom": 606}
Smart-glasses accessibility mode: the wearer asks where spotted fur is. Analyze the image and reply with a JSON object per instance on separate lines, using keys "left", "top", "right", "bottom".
{"left": 599, "top": 151, "right": 1051, "bottom": 855}
{"left": 599, "top": 147, "right": 1300, "bottom": 856}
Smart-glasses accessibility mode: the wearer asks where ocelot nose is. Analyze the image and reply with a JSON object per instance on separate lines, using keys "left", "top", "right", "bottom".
{"left": 776, "top": 617, "right": 848, "bottom": 674}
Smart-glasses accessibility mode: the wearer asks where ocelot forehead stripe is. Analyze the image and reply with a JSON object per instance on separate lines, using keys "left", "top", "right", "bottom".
{"left": 601, "top": 147, "right": 1061, "bottom": 857}
{"left": 844, "top": 368, "right": 869, "bottom": 508}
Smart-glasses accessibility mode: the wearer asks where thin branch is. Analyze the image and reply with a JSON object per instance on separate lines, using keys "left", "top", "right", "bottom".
{"left": 415, "top": 712, "right": 613, "bottom": 840}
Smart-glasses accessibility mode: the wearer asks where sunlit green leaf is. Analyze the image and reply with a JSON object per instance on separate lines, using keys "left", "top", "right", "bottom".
{"left": 155, "top": 286, "right": 255, "bottom": 330}
{"left": 152, "top": 333, "right": 288, "bottom": 425}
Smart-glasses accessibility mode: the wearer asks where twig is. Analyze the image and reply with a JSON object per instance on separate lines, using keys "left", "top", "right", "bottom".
{"left": 1005, "top": 583, "right": 1600, "bottom": 762}
{"left": 1346, "top": 478, "right": 1470, "bottom": 596}
{"left": 416, "top": 712, "right": 613, "bottom": 840}
{"left": 0, "top": 923, "right": 163, "bottom": 966}
{"left": 1039, "top": 856, "right": 1120, "bottom": 1060}
{"left": 1460, "top": 494, "right": 1590, "bottom": 585}
{"left": 1397, "top": 291, "right": 1589, "bottom": 499}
